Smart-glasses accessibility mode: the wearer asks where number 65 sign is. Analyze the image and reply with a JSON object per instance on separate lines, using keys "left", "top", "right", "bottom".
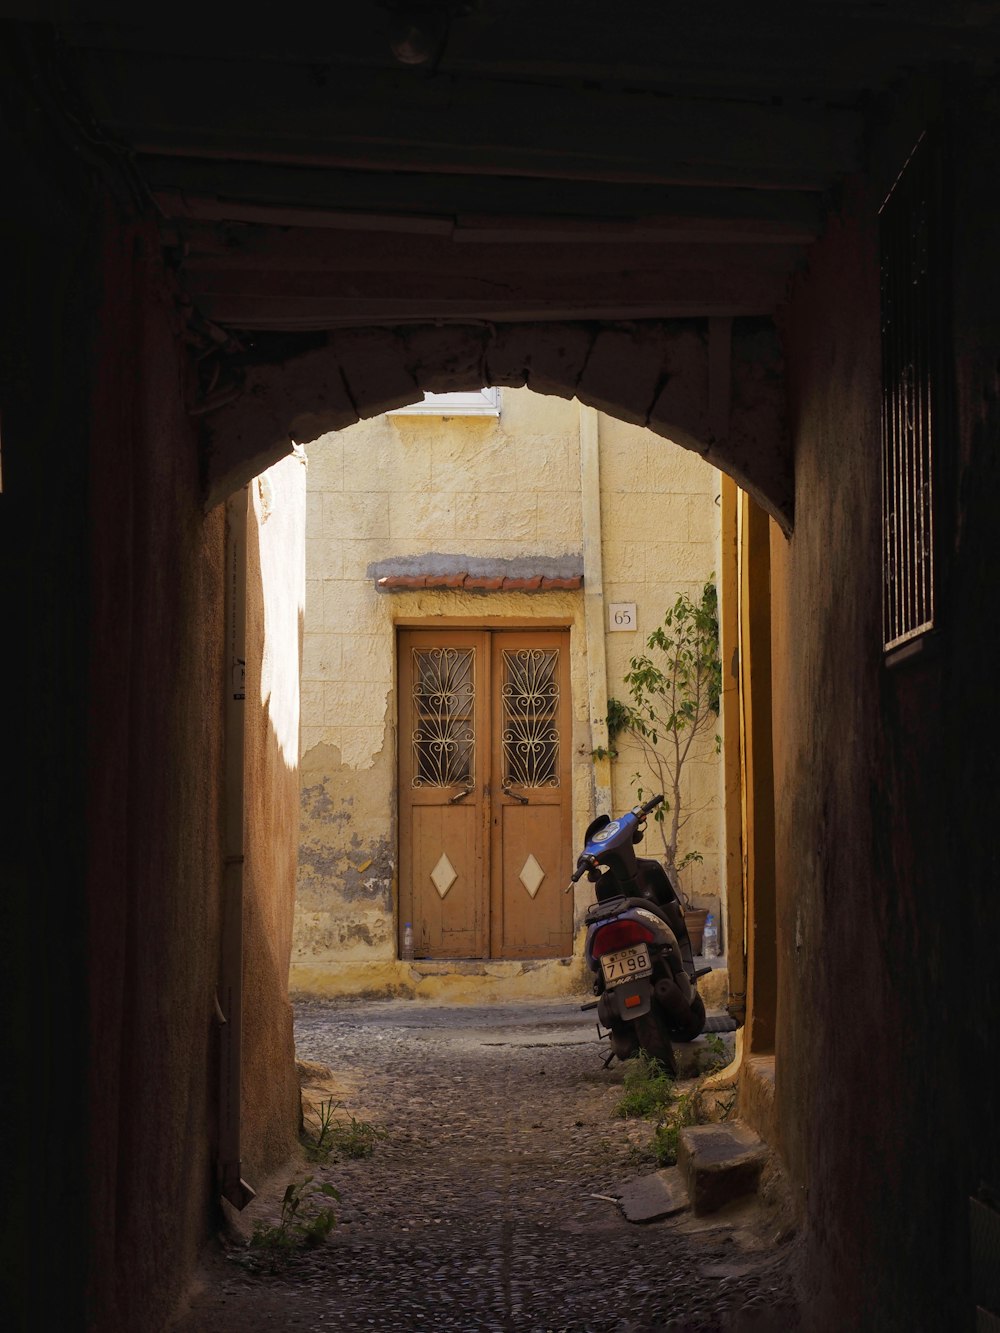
{"left": 608, "top": 603, "right": 637, "bottom": 631}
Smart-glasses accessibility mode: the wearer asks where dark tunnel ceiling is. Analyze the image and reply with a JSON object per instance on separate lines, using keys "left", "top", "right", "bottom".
{"left": 45, "top": 4, "right": 1000, "bottom": 330}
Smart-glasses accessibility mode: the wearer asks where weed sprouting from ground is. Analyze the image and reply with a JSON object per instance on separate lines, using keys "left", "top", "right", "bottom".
{"left": 703, "top": 1032, "right": 730, "bottom": 1069}
{"left": 306, "top": 1099, "right": 388, "bottom": 1162}
{"left": 614, "top": 1052, "right": 676, "bottom": 1119}
{"left": 239, "top": 1177, "right": 341, "bottom": 1270}
{"left": 652, "top": 1089, "right": 698, "bottom": 1166}
{"left": 329, "top": 1111, "right": 388, "bottom": 1159}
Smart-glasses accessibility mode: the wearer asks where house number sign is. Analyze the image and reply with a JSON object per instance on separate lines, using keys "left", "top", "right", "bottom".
{"left": 608, "top": 603, "right": 637, "bottom": 632}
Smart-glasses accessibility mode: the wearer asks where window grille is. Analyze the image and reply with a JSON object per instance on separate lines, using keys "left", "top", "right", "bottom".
{"left": 879, "top": 131, "right": 940, "bottom": 652}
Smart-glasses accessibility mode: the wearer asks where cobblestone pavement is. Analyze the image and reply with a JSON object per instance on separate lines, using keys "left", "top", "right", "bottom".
{"left": 174, "top": 999, "right": 799, "bottom": 1332}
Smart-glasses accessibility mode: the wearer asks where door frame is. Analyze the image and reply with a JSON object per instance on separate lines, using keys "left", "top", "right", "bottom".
{"left": 395, "top": 617, "right": 575, "bottom": 962}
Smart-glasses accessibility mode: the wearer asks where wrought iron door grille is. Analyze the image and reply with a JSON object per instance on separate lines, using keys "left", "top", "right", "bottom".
{"left": 411, "top": 647, "right": 475, "bottom": 787}
{"left": 880, "top": 131, "right": 939, "bottom": 652}
{"left": 501, "top": 648, "right": 560, "bottom": 788}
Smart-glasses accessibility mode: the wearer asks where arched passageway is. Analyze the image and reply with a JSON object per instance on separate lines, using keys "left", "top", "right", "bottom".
{"left": 221, "top": 334, "right": 785, "bottom": 1111}
{"left": 200, "top": 318, "right": 792, "bottom": 534}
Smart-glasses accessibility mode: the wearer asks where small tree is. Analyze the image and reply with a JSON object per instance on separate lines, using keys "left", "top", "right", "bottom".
{"left": 604, "top": 581, "right": 722, "bottom": 899}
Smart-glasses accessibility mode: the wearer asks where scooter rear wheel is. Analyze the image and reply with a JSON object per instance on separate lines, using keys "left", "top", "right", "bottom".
{"left": 632, "top": 1008, "right": 678, "bottom": 1076}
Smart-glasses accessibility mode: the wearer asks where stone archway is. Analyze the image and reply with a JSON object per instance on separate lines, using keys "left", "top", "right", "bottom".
{"left": 200, "top": 317, "right": 792, "bottom": 532}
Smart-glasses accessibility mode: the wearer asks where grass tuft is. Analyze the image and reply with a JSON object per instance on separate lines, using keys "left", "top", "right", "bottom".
{"left": 614, "top": 1052, "right": 676, "bottom": 1119}
{"left": 306, "top": 1098, "right": 388, "bottom": 1162}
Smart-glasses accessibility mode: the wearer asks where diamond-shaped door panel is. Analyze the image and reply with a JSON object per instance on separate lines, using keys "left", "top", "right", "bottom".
{"left": 519, "top": 853, "right": 546, "bottom": 899}
{"left": 430, "top": 852, "right": 458, "bottom": 900}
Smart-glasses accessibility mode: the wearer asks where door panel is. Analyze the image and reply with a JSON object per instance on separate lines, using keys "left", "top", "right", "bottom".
{"left": 410, "top": 804, "right": 481, "bottom": 957}
{"left": 398, "top": 631, "right": 487, "bottom": 958}
{"left": 491, "top": 633, "right": 572, "bottom": 958}
{"left": 398, "top": 627, "right": 571, "bottom": 960}
{"left": 496, "top": 804, "right": 568, "bottom": 956}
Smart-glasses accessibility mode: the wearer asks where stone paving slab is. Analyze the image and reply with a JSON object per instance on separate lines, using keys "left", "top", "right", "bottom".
{"left": 619, "top": 1167, "right": 690, "bottom": 1223}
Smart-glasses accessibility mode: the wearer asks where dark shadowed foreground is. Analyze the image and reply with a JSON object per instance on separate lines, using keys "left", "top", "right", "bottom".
{"left": 173, "top": 1000, "right": 798, "bottom": 1332}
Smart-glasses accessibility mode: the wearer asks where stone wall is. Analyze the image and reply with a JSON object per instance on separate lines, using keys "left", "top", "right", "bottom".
{"left": 773, "top": 81, "right": 1000, "bottom": 1331}
{"left": 83, "top": 218, "right": 230, "bottom": 1332}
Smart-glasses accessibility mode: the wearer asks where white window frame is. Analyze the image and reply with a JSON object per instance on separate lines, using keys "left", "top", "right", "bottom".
{"left": 388, "top": 388, "right": 501, "bottom": 417}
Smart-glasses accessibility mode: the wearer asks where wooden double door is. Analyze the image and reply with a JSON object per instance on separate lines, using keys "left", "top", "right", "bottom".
{"left": 398, "top": 628, "right": 573, "bottom": 960}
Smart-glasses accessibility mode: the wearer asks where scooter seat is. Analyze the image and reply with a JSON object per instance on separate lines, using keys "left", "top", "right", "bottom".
{"left": 584, "top": 896, "right": 629, "bottom": 923}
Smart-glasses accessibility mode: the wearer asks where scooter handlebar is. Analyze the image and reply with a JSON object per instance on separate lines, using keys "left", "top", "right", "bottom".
{"left": 638, "top": 794, "right": 665, "bottom": 815}
{"left": 565, "top": 854, "right": 597, "bottom": 892}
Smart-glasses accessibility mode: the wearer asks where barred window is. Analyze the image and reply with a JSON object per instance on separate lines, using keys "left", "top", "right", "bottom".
{"left": 879, "top": 131, "right": 940, "bottom": 653}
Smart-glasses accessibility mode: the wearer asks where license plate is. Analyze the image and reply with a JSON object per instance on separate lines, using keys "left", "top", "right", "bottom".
{"left": 601, "top": 945, "right": 652, "bottom": 987}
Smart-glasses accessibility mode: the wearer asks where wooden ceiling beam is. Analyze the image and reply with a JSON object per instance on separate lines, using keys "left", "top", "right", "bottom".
{"left": 175, "top": 222, "right": 801, "bottom": 274}
{"left": 188, "top": 300, "right": 785, "bottom": 330}
{"left": 142, "top": 157, "right": 823, "bottom": 242}
{"left": 76, "top": 50, "right": 860, "bottom": 190}
{"left": 176, "top": 238, "right": 805, "bottom": 290}
{"left": 182, "top": 259, "right": 791, "bottom": 328}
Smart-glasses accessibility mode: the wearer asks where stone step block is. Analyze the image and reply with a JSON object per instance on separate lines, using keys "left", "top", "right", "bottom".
{"left": 677, "top": 1122, "right": 768, "bottom": 1215}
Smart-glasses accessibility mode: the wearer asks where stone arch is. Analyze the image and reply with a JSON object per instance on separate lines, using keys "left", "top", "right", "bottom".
{"left": 202, "top": 318, "right": 792, "bottom": 532}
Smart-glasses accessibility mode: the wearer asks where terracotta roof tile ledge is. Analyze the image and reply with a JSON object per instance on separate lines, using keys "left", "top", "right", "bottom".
{"left": 369, "top": 553, "right": 584, "bottom": 594}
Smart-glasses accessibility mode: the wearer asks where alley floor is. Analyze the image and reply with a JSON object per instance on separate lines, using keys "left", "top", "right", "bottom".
{"left": 173, "top": 999, "right": 799, "bottom": 1333}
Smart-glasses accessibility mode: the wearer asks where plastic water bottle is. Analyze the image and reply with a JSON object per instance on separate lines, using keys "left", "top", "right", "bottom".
{"left": 402, "top": 922, "right": 414, "bottom": 962}
{"left": 703, "top": 913, "right": 719, "bottom": 959}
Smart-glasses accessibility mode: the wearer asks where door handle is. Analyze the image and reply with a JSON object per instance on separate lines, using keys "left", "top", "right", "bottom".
{"left": 501, "top": 784, "right": 529, "bottom": 805}
{"left": 448, "top": 786, "right": 474, "bottom": 804}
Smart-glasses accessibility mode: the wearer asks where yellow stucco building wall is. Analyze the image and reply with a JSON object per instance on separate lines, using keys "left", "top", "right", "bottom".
{"left": 291, "top": 388, "right": 724, "bottom": 999}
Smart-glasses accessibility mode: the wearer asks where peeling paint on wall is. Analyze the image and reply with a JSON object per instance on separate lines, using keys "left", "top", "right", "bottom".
{"left": 297, "top": 736, "right": 400, "bottom": 965}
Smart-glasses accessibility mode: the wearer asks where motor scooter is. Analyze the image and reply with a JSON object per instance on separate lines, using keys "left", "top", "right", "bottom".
{"left": 568, "top": 794, "right": 712, "bottom": 1074}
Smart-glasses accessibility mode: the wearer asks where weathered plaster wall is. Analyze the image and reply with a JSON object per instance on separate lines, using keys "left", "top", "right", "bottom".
{"left": 294, "top": 389, "right": 589, "bottom": 992}
{"left": 241, "top": 456, "right": 307, "bottom": 1177}
{"left": 774, "top": 83, "right": 1000, "bottom": 1331}
{"left": 294, "top": 388, "right": 722, "bottom": 993}
{"left": 600, "top": 411, "right": 724, "bottom": 911}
